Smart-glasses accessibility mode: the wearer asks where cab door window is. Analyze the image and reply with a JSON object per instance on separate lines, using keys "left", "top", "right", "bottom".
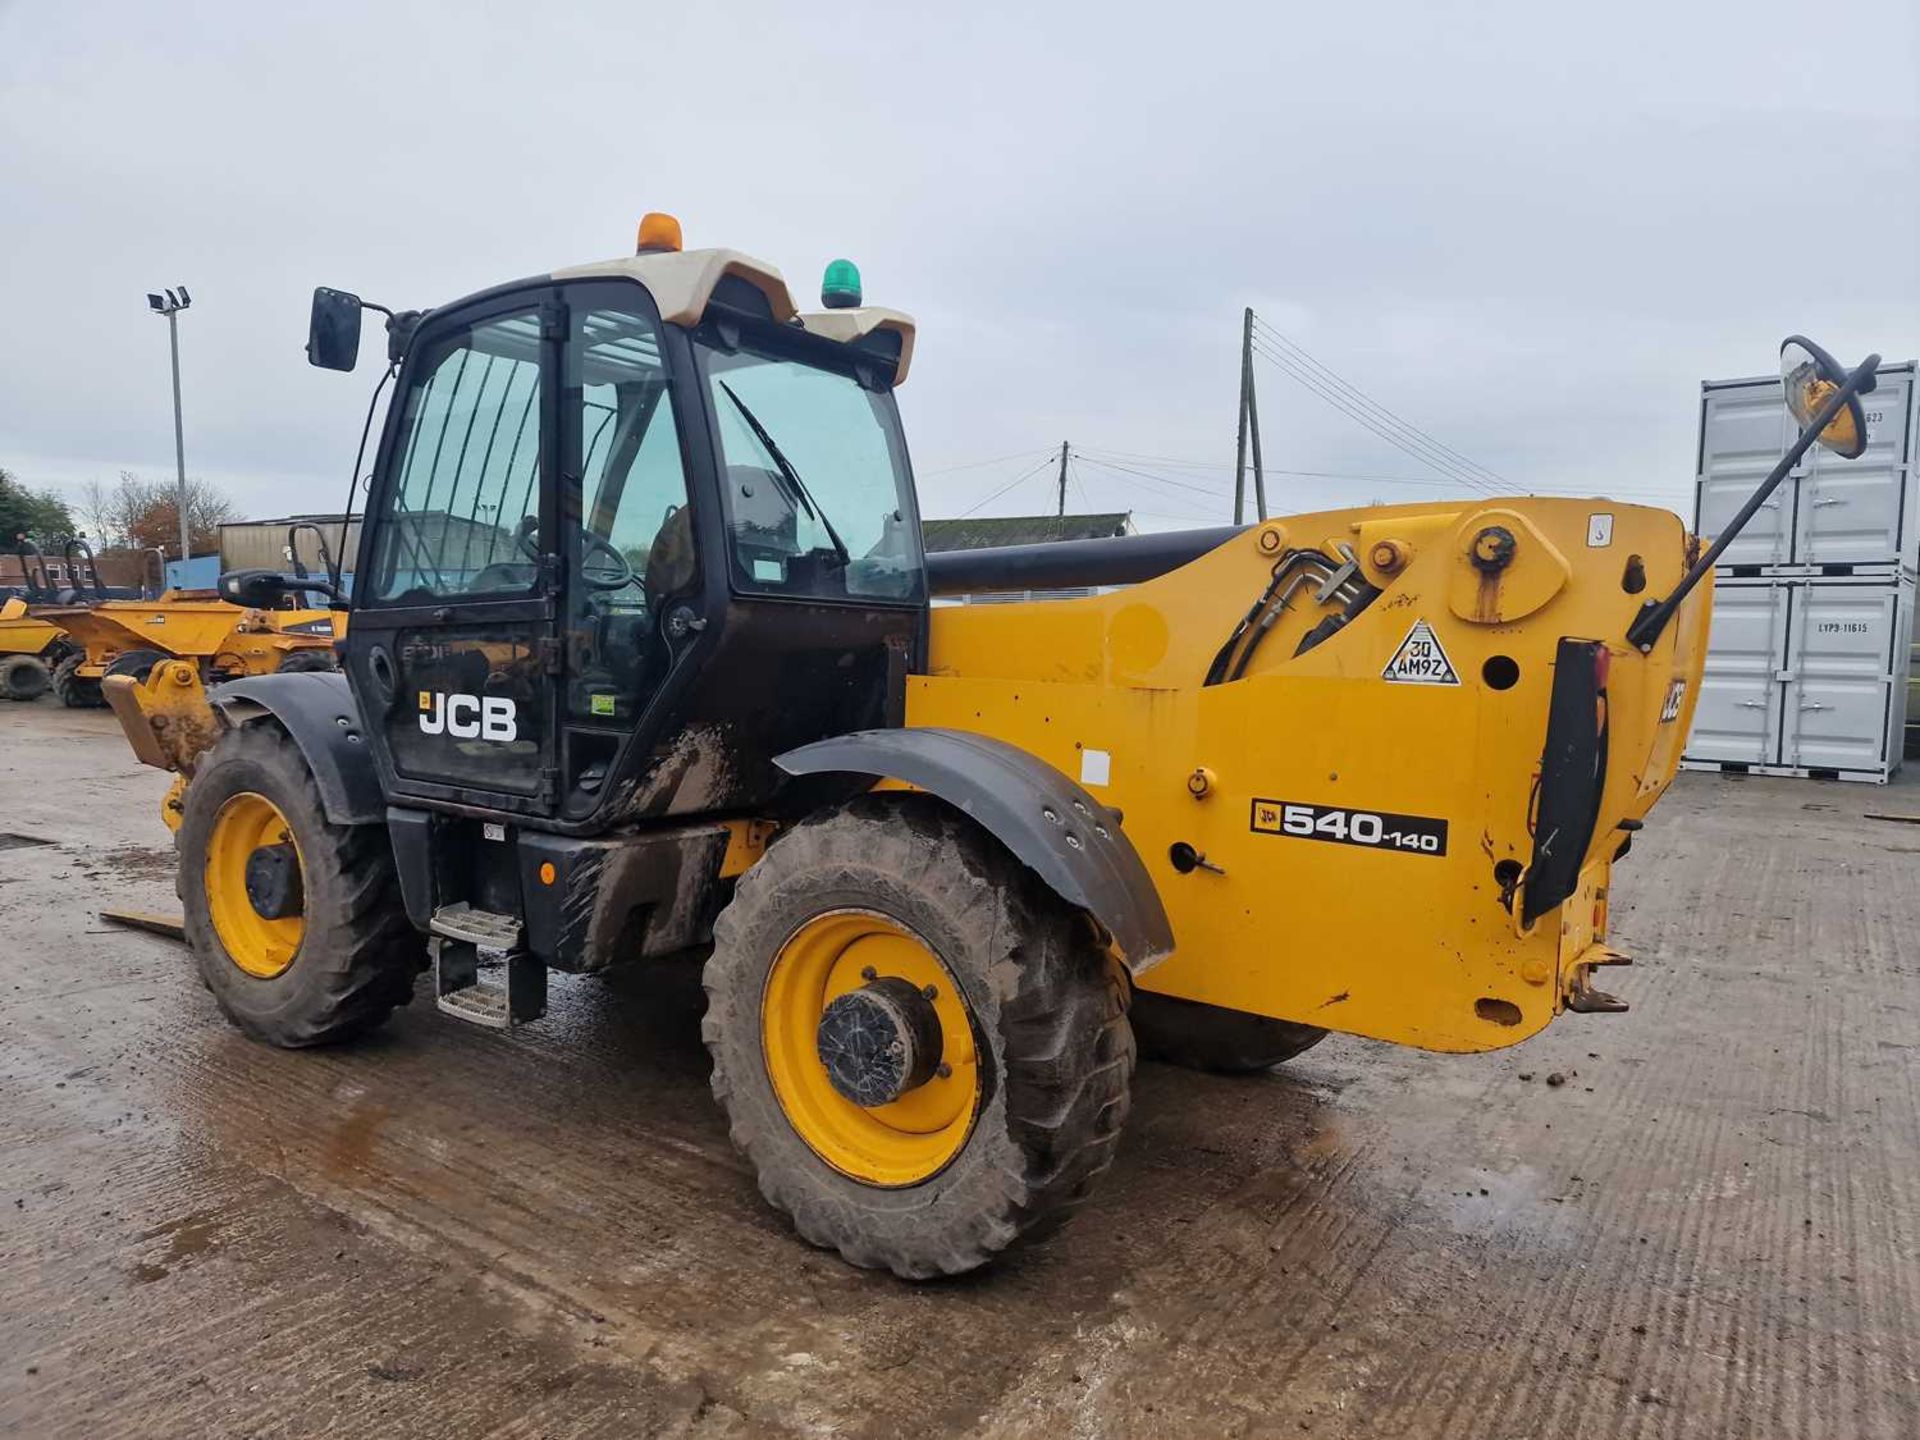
{"left": 562, "top": 302, "right": 694, "bottom": 724}
{"left": 368, "top": 310, "right": 545, "bottom": 603}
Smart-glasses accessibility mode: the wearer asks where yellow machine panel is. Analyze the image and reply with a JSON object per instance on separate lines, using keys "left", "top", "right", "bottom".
{"left": 37, "top": 593, "right": 342, "bottom": 680}
{"left": 910, "top": 497, "right": 1708, "bottom": 1053}
{"left": 0, "top": 596, "right": 64, "bottom": 658}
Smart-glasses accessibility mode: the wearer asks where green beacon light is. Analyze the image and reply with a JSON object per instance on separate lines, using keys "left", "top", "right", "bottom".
{"left": 821, "top": 258, "right": 862, "bottom": 310}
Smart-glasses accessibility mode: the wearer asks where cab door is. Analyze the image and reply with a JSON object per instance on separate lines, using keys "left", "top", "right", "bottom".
{"left": 345, "top": 293, "right": 563, "bottom": 815}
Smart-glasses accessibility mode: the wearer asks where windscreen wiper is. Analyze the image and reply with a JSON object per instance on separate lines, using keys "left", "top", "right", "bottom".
{"left": 717, "top": 381, "right": 852, "bottom": 568}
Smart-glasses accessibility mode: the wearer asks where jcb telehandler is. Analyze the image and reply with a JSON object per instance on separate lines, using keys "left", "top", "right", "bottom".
{"left": 104, "top": 216, "right": 1880, "bottom": 1276}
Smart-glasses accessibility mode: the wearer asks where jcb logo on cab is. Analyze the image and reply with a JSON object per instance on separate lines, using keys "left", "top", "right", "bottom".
{"left": 418, "top": 690, "right": 518, "bottom": 742}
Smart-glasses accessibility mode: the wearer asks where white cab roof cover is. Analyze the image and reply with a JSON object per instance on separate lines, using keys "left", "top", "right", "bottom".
{"left": 553, "top": 248, "right": 915, "bottom": 385}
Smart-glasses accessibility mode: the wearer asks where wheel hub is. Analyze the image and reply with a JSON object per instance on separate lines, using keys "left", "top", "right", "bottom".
{"left": 244, "top": 842, "right": 304, "bottom": 920}
{"left": 816, "top": 977, "right": 943, "bottom": 1107}
{"left": 204, "top": 791, "right": 306, "bottom": 979}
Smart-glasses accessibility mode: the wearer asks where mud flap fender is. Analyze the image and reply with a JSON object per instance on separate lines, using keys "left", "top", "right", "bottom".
{"left": 777, "top": 727, "right": 1175, "bottom": 973}
{"left": 212, "top": 672, "right": 385, "bottom": 826}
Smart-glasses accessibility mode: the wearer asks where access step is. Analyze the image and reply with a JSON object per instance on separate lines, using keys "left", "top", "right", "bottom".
{"left": 429, "top": 902, "right": 524, "bottom": 950}
{"left": 428, "top": 904, "right": 545, "bottom": 1028}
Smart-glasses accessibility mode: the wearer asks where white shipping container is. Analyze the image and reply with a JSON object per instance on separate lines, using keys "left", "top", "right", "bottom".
{"left": 1695, "top": 361, "right": 1918, "bottom": 575}
{"left": 1684, "top": 574, "right": 1914, "bottom": 782}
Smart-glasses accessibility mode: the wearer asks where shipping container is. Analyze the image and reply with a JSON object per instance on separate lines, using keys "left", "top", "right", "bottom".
{"left": 1695, "top": 361, "right": 1918, "bottom": 575}
{"left": 217, "top": 515, "right": 362, "bottom": 575}
{"left": 1684, "top": 574, "right": 1914, "bottom": 782}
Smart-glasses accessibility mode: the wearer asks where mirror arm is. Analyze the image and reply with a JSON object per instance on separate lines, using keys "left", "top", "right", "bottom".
{"left": 1625, "top": 353, "right": 1881, "bottom": 653}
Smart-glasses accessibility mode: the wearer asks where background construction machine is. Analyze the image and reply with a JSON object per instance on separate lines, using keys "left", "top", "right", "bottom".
{"left": 32, "top": 534, "right": 340, "bottom": 708}
{"left": 104, "top": 218, "right": 1877, "bottom": 1277}
{"left": 0, "top": 536, "right": 146, "bottom": 700}
{"left": 0, "top": 595, "right": 71, "bottom": 701}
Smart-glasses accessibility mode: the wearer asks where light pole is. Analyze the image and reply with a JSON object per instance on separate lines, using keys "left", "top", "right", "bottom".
{"left": 146, "top": 286, "right": 193, "bottom": 572}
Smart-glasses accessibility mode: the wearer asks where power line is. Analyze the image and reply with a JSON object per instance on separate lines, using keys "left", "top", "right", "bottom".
{"left": 1067, "top": 456, "right": 1095, "bottom": 513}
{"left": 953, "top": 455, "right": 1058, "bottom": 517}
{"left": 1072, "top": 457, "right": 1228, "bottom": 520}
{"left": 1074, "top": 453, "right": 1234, "bottom": 500}
{"left": 1079, "top": 447, "right": 1478, "bottom": 488}
{"left": 1250, "top": 339, "right": 1500, "bottom": 494}
{"left": 1249, "top": 338, "right": 1504, "bottom": 496}
{"left": 1249, "top": 316, "right": 1512, "bottom": 494}
{"left": 918, "top": 447, "right": 1052, "bottom": 478}
{"left": 1250, "top": 315, "right": 1513, "bottom": 486}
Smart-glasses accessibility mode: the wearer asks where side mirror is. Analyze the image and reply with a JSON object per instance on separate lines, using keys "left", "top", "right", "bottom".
{"left": 218, "top": 568, "right": 295, "bottom": 608}
{"left": 1781, "top": 335, "right": 1873, "bottom": 459}
{"left": 307, "top": 287, "right": 364, "bottom": 372}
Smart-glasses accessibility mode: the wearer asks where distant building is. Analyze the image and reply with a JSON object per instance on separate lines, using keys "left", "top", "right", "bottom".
{"left": 921, "top": 512, "right": 1136, "bottom": 603}
{"left": 218, "top": 515, "right": 361, "bottom": 575}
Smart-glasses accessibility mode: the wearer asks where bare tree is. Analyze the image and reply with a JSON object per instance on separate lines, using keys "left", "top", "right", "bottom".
{"left": 78, "top": 477, "right": 120, "bottom": 547}
{"left": 101, "top": 472, "right": 236, "bottom": 557}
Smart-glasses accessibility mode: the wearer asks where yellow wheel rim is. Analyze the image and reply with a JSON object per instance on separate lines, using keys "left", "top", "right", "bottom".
{"left": 762, "top": 910, "right": 983, "bottom": 1188}
{"left": 204, "top": 792, "right": 306, "bottom": 979}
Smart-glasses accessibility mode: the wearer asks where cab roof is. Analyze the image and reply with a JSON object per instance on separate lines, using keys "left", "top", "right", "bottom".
{"left": 552, "top": 247, "right": 916, "bottom": 387}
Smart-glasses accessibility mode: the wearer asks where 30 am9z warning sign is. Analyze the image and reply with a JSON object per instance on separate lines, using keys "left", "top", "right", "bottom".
{"left": 1382, "top": 619, "right": 1460, "bottom": 685}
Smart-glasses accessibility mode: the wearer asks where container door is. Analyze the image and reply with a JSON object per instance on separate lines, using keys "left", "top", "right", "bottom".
{"left": 1696, "top": 382, "right": 1792, "bottom": 568}
{"left": 1684, "top": 581, "right": 1788, "bottom": 766}
{"left": 1779, "top": 580, "right": 1900, "bottom": 774}
{"left": 1796, "top": 369, "right": 1915, "bottom": 570}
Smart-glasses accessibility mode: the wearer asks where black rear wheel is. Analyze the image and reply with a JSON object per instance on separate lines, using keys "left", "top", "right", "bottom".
{"left": 50, "top": 652, "right": 104, "bottom": 708}
{"left": 103, "top": 649, "right": 170, "bottom": 685}
{"left": 1131, "top": 991, "right": 1327, "bottom": 1073}
{"left": 179, "top": 724, "right": 423, "bottom": 1046}
{"left": 275, "top": 648, "right": 338, "bottom": 674}
{"left": 0, "top": 655, "right": 50, "bottom": 701}
{"left": 705, "top": 796, "right": 1133, "bottom": 1278}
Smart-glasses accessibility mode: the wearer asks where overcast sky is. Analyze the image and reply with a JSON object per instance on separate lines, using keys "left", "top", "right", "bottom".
{"left": 2, "top": 0, "right": 1915, "bottom": 535}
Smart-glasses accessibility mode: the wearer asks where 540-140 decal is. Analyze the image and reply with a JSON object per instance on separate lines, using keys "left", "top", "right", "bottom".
{"left": 1250, "top": 798, "right": 1449, "bottom": 856}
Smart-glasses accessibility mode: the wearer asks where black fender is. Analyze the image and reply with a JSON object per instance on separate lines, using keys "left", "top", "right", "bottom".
{"left": 211, "top": 672, "right": 385, "bottom": 826}
{"left": 777, "top": 727, "right": 1175, "bottom": 973}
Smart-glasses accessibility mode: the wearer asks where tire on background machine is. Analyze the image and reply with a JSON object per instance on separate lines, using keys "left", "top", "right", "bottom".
{"left": 0, "top": 655, "right": 50, "bottom": 701}
{"left": 178, "top": 723, "right": 422, "bottom": 1047}
{"left": 50, "top": 651, "right": 105, "bottom": 708}
{"left": 275, "top": 648, "right": 339, "bottom": 674}
{"left": 704, "top": 793, "right": 1134, "bottom": 1279}
{"left": 1130, "top": 990, "right": 1327, "bottom": 1073}
{"left": 102, "top": 649, "right": 171, "bottom": 686}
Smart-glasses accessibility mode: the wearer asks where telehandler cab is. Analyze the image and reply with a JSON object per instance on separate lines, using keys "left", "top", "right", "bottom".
{"left": 104, "top": 217, "right": 1880, "bottom": 1276}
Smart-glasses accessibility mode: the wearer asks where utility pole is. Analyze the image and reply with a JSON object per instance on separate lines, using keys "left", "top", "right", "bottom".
{"left": 1246, "top": 316, "right": 1267, "bottom": 521}
{"left": 1233, "top": 307, "right": 1267, "bottom": 523}
{"left": 1056, "top": 440, "right": 1070, "bottom": 517}
{"left": 146, "top": 287, "right": 193, "bottom": 570}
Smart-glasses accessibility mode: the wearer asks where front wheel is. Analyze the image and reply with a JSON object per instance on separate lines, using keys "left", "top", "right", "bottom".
{"left": 179, "top": 723, "right": 422, "bottom": 1046}
{"left": 704, "top": 796, "right": 1133, "bottom": 1278}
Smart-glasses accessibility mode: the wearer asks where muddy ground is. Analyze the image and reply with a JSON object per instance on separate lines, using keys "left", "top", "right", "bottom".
{"left": 2, "top": 698, "right": 1916, "bottom": 1438}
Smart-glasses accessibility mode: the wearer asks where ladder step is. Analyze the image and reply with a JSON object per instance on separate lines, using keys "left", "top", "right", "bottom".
{"left": 429, "top": 902, "right": 523, "bottom": 951}
{"left": 432, "top": 938, "right": 547, "bottom": 1029}
{"left": 438, "top": 977, "right": 514, "bottom": 1029}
